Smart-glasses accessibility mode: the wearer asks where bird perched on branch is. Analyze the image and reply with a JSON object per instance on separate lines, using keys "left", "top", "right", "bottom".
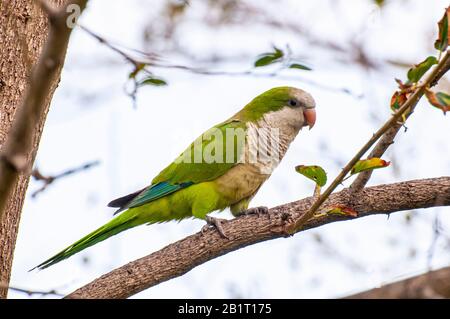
{"left": 35, "top": 86, "right": 316, "bottom": 269}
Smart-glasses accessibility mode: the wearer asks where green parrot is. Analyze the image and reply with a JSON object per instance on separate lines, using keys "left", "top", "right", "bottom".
{"left": 34, "top": 86, "right": 316, "bottom": 270}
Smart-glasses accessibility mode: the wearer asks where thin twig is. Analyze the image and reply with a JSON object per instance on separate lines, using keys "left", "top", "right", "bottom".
{"left": 78, "top": 25, "right": 144, "bottom": 68}
{"left": 427, "top": 214, "right": 441, "bottom": 270}
{"left": 0, "top": 282, "right": 64, "bottom": 297}
{"left": 349, "top": 54, "right": 450, "bottom": 194}
{"left": 285, "top": 51, "right": 450, "bottom": 234}
{"left": 78, "top": 25, "right": 362, "bottom": 100}
{"left": 31, "top": 160, "right": 100, "bottom": 198}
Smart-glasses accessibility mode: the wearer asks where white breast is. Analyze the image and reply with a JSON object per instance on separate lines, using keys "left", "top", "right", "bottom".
{"left": 242, "top": 107, "right": 304, "bottom": 175}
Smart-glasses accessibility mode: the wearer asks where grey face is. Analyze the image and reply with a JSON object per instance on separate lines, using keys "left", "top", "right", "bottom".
{"left": 285, "top": 88, "right": 316, "bottom": 129}
{"left": 287, "top": 89, "right": 316, "bottom": 109}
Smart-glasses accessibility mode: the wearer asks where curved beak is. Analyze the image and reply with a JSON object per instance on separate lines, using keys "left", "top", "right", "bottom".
{"left": 303, "top": 108, "right": 316, "bottom": 130}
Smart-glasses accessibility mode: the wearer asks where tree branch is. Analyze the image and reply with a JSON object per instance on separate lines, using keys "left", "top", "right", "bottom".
{"left": 344, "top": 266, "right": 450, "bottom": 299}
{"left": 0, "top": 0, "right": 88, "bottom": 221}
{"left": 78, "top": 25, "right": 362, "bottom": 105}
{"left": 65, "top": 176, "right": 450, "bottom": 299}
{"left": 287, "top": 51, "right": 450, "bottom": 234}
{"left": 0, "top": 0, "right": 89, "bottom": 298}
{"left": 349, "top": 52, "right": 450, "bottom": 194}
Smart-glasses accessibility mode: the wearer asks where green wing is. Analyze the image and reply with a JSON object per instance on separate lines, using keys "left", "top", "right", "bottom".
{"left": 152, "top": 119, "right": 246, "bottom": 184}
{"left": 109, "top": 119, "right": 246, "bottom": 213}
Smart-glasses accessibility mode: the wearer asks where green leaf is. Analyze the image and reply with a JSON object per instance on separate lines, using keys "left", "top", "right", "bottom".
{"left": 425, "top": 89, "right": 450, "bottom": 114}
{"left": 254, "top": 47, "right": 284, "bottom": 67}
{"left": 350, "top": 158, "right": 390, "bottom": 175}
{"left": 295, "top": 165, "right": 327, "bottom": 187}
{"left": 435, "top": 7, "right": 450, "bottom": 51}
{"left": 406, "top": 56, "right": 438, "bottom": 84}
{"left": 288, "top": 63, "right": 312, "bottom": 71}
{"left": 254, "top": 56, "right": 279, "bottom": 67}
{"left": 138, "top": 77, "right": 167, "bottom": 86}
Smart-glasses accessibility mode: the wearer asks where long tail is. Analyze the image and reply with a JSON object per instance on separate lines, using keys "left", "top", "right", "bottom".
{"left": 33, "top": 211, "right": 140, "bottom": 270}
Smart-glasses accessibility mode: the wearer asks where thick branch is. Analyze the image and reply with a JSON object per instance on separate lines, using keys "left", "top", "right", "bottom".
{"left": 345, "top": 266, "right": 450, "bottom": 299}
{"left": 66, "top": 176, "right": 450, "bottom": 299}
{"left": 78, "top": 25, "right": 361, "bottom": 105}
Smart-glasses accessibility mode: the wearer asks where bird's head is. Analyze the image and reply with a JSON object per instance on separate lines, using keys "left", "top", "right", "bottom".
{"left": 238, "top": 86, "right": 316, "bottom": 130}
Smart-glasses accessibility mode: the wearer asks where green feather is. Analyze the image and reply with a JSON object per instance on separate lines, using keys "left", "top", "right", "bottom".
{"left": 127, "top": 182, "right": 193, "bottom": 209}
{"left": 32, "top": 210, "right": 140, "bottom": 270}
{"left": 152, "top": 119, "right": 246, "bottom": 184}
{"left": 235, "top": 86, "right": 294, "bottom": 122}
{"left": 110, "top": 119, "right": 247, "bottom": 214}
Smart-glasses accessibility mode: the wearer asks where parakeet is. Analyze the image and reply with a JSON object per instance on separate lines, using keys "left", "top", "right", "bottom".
{"left": 35, "top": 86, "right": 316, "bottom": 269}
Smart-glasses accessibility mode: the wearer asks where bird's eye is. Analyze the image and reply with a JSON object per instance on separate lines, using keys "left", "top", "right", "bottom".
{"left": 288, "top": 99, "right": 298, "bottom": 107}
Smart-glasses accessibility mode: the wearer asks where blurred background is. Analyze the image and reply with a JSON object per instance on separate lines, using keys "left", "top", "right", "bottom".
{"left": 9, "top": 0, "right": 450, "bottom": 298}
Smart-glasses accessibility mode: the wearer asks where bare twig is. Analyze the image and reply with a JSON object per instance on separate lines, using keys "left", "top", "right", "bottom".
{"left": 31, "top": 160, "right": 100, "bottom": 198}
{"left": 78, "top": 25, "right": 362, "bottom": 101}
{"left": 146, "top": 0, "right": 383, "bottom": 70}
{"left": 427, "top": 214, "right": 441, "bottom": 270}
{"left": 65, "top": 177, "right": 450, "bottom": 299}
{"left": 348, "top": 128, "right": 397, "bottom": 193}
{"left": 0, "top": 0, "right": 89, "bottom": 220}
{"left": 0, "top": 282, "right": 64, "bottom": 297}
{"left": 286, "top": 51, "right": 450, "bottom": 234}
{"left": 78, "top": 25, "right": 146, "bottom": 68}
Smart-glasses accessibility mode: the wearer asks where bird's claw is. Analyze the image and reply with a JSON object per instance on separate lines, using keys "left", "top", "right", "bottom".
{"left": 242, "top": 206, "right": 270, "bottom": 218}
{"left": 202, "top": 215, "right": 229, "bottom": 239}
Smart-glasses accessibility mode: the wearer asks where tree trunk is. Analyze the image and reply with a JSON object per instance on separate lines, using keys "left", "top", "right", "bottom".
{"left": 0, "top": 0, "right": 64, "bottom": 298}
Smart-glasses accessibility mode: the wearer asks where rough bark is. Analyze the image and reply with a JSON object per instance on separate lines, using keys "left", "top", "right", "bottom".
{"left": 0, "top": 0, "right": 67, "bottom": 299}
{"left": 0, "top": 0, "right": 88, "bottom": 298}
{"left": 66, "top": 176, "right": 450, "bottom": 299}
{"left": 345, "top": 266, "right": 450, "bottom": 299}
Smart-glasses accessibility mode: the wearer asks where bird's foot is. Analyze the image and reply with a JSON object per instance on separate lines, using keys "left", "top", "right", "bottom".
{"left": 242, "top": 206, "right": 269, "bottom": 218}
{"left": 202, "top": 215, "right": 229, "bottom": 239}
